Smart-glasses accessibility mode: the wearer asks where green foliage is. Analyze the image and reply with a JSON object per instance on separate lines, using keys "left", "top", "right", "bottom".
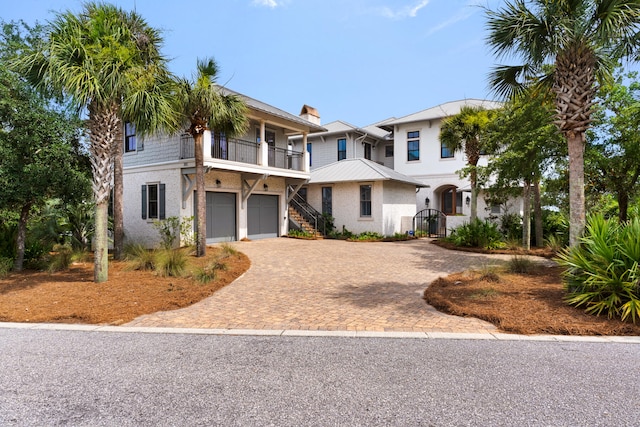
{"left": 320, "top": 213, "right": 335, "bottom": 235}
{"left": 329, "top": 225, "right": 355, "bottom": 240}
{"left": 507, "top": 255, "right": 535, "bottom": 274}
{"left": 353, "top": 231, "right": 384, "bottom": 241}
{"left": 153, "top": 216, "right": 181, "bottom": 249}
{"left": 152, "top": 216, "right": 196, "bottom": 249}
{"left": 154, "top": 248, "right": 188, "bottom": 277}
{"left": 499, "top": 213, "right": 523, "bottom": 241}
{"left": 0, "top": 222, "right": 16, "bottom": 259}
{"left": 47, "top": 244, "right": 73, "bottom": 273}
{"left": 124, "top": 243, "right": 156, "bottom": 271}
{"left": 193, "top": 258, "right": 228, "bottom": 284}
{"left": 447, "top": 219, "right": 504, "bottom": 249}
{"left": 288, "top": 229, "right": 315, "bottom": 239}
{"left": 219, "top": 242, "right": 238, "bottom": 257}
{"left": 0, "top": 256, "right": 13, "bottom": 277}
{"left": 557, "top": 215, "right": 640, "bottom": 323}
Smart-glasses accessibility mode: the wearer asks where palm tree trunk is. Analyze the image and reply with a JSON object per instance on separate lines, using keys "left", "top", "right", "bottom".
{"left": 567, "top": 132, "right": 586, "bottom": 247}
{"left": 113, "top": 121, "right": 124, "bottom": 260}
{"left": 522, "top": 181, "right": 531, "bottom": 250}
{"left": 88, "top": 101, "right": 119, "bottom": 283}
{"left": 533, "top": 177, "right": 543, "bottom": 247}
{"left": 470, "top": 166, "right": 478, "bottom": 221}
{"left": 194, "top": 132, "right": 207, "bottom": 257}
{"left": 12, "top": 203, "right": 31, "bottom": 272}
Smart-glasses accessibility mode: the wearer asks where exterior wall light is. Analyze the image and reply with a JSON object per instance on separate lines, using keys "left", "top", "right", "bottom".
{"left": 465, "top": 196, "right": 470, "bottom": 206}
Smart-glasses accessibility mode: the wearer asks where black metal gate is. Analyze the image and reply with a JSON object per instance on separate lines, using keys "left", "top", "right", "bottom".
{"left": 413, "top": 209, "right": 447, "bottom": 238}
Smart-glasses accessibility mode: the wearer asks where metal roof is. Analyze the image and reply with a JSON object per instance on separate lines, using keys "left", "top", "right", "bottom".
{"left": 382, "top": 99, "right": 502, "bottom": 128}
{"left": 309, "top": 158, "right": 426, "bottom": 187}
{"left": 218, "top": 87, "right": 326, "bottom": 133}
{"left": 291, "top": 120, "right": 391, "bottom": 141}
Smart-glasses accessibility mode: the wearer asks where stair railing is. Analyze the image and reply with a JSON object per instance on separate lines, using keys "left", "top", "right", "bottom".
{"left": 288, "top": 186, "right": 330, "bottom": 236}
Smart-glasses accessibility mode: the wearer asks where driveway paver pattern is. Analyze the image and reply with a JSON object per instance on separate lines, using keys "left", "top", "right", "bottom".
{"left": 127, "top": 238, "right": 536, "bottom": 333}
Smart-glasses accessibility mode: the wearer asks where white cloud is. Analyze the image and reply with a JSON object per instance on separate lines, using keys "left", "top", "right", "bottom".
{"left": 376, "top": 0, "right": 430, "bottom": 20}
{"left": 252, "top": 0, "right": 280, "bottom": 8}
{"left": 425, "top": 7, "right": 474, "bottom": 36}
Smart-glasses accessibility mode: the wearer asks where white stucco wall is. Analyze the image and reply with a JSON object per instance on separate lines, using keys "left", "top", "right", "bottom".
{"left": 307, "top": 180, "right": 417, "bottom": 236}
{"left": 123, "top": 165, "right": 290, "bottom": 248}
{"left": 122, "top": 164, "right": 184, "bottom": 248}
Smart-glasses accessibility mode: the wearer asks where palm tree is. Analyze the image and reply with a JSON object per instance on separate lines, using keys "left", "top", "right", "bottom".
{"left": 439, "top": 105, "right": 493, "bottom": 222}
{"left": 170, "top": 58, "right": 248, "bottom": 257}
{"left": 485, "top": 0, "right": 640, "bottom": 247}
{"left": 15, "top": 3, "right": 174, "bottom": 282}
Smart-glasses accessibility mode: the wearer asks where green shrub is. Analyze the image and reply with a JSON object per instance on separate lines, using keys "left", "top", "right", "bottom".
{"left": 507, "top": 255, "right": 535, "bottom": 274}
{"left": 545, "top": 234, "right": 566, "bottom": 253}
{"left": 219, "top": 242, "right": 238, "bottom": 257}
{"left": 155, "top": 248, "right": 188, "bottom": 277}
{"left": 0, "top": 257, "right": 13, "bottom": 277}
{"left": 288, "top": 229, "right": 315, "bottom": 239}
{"left": 124, "top": 243, "right": 156, "bottom": 271}
{"left": 557, "top": 214, "right": 640, "bottom": 323}
{"left": 354, "top": 231, "right": 384, "bottom": 241}
{"left": 448, "top": 219, "right": 504, "bottom": 249}
{"left": 500, "top": 212, "right": 522, "bottom": 241}
{"left": 193, "top": 258, "right": 227, "bottom": 284}
{"left": 153, "top": 217, "right": 181, "bottom": 249}
{"left": 329, "top": 225, "right": 355, "bottom": 240}
{"left": 47, "top": 244, "right": 73, "bottom": 273}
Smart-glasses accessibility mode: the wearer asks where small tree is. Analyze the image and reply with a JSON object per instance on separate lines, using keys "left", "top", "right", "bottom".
{"left": 169, "top": 58, "right": 248, "bottom": 257}
{"left": 439, "top": 105, "right": 494, "bottom": 221}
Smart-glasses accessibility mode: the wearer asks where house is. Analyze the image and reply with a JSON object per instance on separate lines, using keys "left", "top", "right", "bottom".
{"left": 292, "top": 119, "right": 394, "bottom": 170}
{"left": 122, "top": 90, "right": 325, "bottom": 247}
{"left": 379, "top": 99, "right": 515, "bottom": 230}
{"left": 305, "top": 158, "right": 425, "bottom": 236}
{"left": 291, "top": 99, "right": 521, "bottom": 234}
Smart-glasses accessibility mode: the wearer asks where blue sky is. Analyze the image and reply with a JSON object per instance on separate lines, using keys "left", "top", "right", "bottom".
{"left": 3, "top": 0, "right": 505, "bottom": 126}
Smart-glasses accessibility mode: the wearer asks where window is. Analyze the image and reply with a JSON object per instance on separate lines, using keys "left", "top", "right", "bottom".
{"left": 337, "top": 138, "right": 347, "bottom": 161}
{"left": 322, "top": 187, "right": 332, "bottom": 215}
{"left": 441, "top": 141, "right": 454, "bottom": 158}
{"left": 385, "top": 145, "right": 394, "bottom": 158}
{"left": 307, "top": 142, "right": 312, "bottom": 166}
{"left": 124, "top": 122, "right": 141, "bottom": 152}
{"left": 491, "top": 204, "right": 501, "bottom": 214}
{"left": 360, "top": 185, "right": 372, "bottom": 217}
{"left": 212, "top": 131, "right": 228, "bottom": 160}
{"left": 407, "top": 131, "right": 419, "bottom": 161}
{"left": 141, "top": 183, "right": 165, "bottom": 220}
{"left": 364, "top": 143, "right": 372, "bottom": 160}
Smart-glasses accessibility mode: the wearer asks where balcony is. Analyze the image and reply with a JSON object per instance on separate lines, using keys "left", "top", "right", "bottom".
{"left": 180, "top": 134, "right": 307, "bottom": 173}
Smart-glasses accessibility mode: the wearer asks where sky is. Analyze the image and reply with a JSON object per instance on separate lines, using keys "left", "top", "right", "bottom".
{"left": 2, "top": 0, "right": 507, "bottom": 126}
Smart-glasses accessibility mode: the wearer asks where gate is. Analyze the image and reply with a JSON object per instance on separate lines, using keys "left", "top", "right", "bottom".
{"left": 413, "top": 209, "right": 447, "bottom": 238}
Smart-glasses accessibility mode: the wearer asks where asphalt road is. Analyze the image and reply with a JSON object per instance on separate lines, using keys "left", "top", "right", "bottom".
{"left": 1, "top": 328, "right": 639, "bottom": 426}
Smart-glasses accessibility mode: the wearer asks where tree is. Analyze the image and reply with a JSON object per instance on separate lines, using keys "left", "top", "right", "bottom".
{"left": 0, "top": 65, "right": 91, "bottom": 270}
{"left": 15, "top": 3, "right": 174, "bottom": 282}
{"left": 439, "top": 105, "right": 493, "bottom": 221}
{"left": 485, "top": 0, "right": 640, "bottom": 246}
{"left": 169, "top": 58, "right": 248, "bottom": 257}
{"left": 586, "top": 70, "right": 640, "bottom": 222}
{"left": 484, "top": 90, "right": 564, "bottom": 248}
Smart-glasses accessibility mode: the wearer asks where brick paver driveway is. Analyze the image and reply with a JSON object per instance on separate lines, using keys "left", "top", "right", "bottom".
{"left": 127, "top": 238, "right": 526, "bottom": 333}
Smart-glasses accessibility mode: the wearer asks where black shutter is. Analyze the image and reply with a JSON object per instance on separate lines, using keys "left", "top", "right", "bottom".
{"left": 141, "top": 185, "right": 147, "bottom": 219}
{"left": 159, "top": 183, "right": 166, "bottom": 220}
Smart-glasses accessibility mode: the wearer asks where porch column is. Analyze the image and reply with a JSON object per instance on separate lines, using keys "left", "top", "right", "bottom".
{"left": 302, "top": 132, "right": 309, "bottom": 173}
{"left": 259, "top": 120, "right": 267, "bottom": 166}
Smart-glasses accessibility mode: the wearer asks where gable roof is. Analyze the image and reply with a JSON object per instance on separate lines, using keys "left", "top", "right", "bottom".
{"left": 309, "top": 158, "right": 426, "bottom": 187}
{"left": 218, "top": 87, "right": 326, "bottom": 133}
{"left": 291, "top": 120, "right": 392, "bottom": 141}
{"left": 381, "top": 99, "right": 502, "bottom": 129}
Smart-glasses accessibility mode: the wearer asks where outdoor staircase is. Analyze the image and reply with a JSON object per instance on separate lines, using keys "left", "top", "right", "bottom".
{"left": 288, "top": 206, "right": 324, "bottom": 238}
{"left": 287, "top": 185, "right": 330, "bottom": 238}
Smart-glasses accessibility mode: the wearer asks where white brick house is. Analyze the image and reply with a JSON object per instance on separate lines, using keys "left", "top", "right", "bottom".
{"left": 122, "top": 90, "right": 325, "bottom": 247}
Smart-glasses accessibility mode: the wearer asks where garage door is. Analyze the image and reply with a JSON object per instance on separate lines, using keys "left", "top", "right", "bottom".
{"left": 206, "top": 192, "right": 236, "bottom": 242}
{"left": 248, "top": 194, "right": 278, "bottom": 240}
